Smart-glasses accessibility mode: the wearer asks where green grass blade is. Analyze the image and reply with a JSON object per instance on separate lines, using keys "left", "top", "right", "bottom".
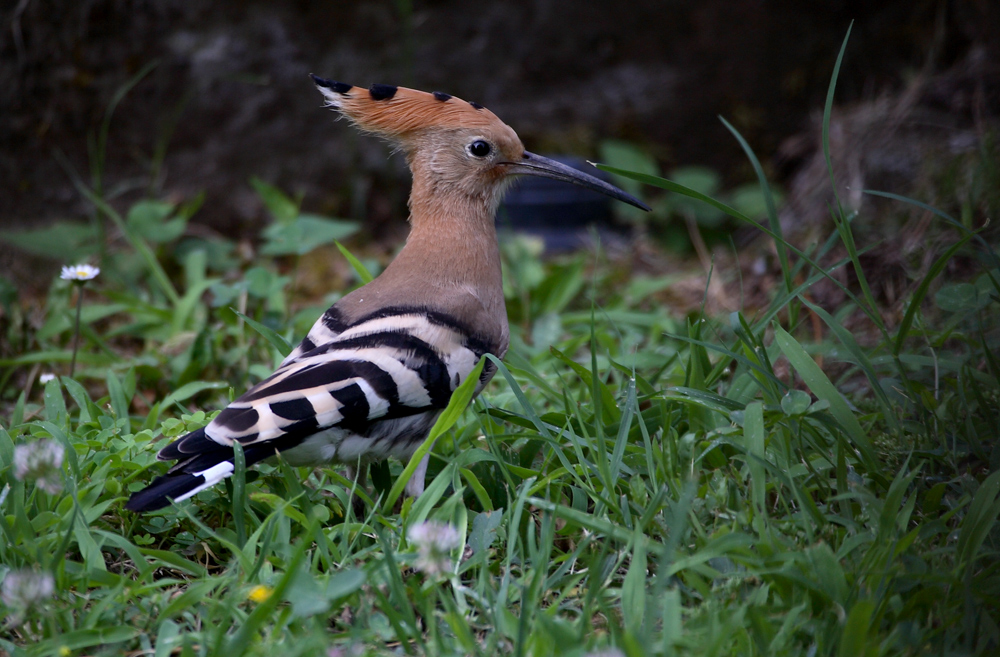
{"left": 622, "top": 530, "right": 648, "bottom": 634}
{"left": 892, "top": 232, "right": 976, "bottom": 356}
{"left": 232, "top": 441, "right": 247, "bottom": 548}
{"left": 72, "top": 184, "right": 181, "bottom": 305}
{"left": 800, "top": 299, "right": 899, "bottom": 432}
{"left": 160, "top": 381, "right": 229, "bottom": 411}
{"left": 43, "top": 377, "right": 68, "bottom": 428}
{"left": 864, "top": 189, "right": 1000, "bottom": 271}
{"left": 773, "top": 325, "right": 880, "bottom": 475}
{"left": 231, "top": 308, "right": 293, "bottom": 356}
{"left": 956, "top": 469, "right": 1000, "bottom": 574}
{"left": 225, "top": 521, "right": 312, "bottom": 654}
{"left": 609, "top": 378, "right": 637, "bottom": 486}
{"left": 744, "top": 401, "right": 766, "bottom": 518}
{"left": 335, "top": 240, "right": 374, "bottom": 283}
{"left": 822, "top": 22, "right": 852, "bottom": 185}
{"left": 381, "top": 356, "right": 486, "bottom": 513}
{"left": 719, "top": 115, "right": 792, "bottom": 298}
{"left": 837, "top": 599, "right": 874, "bottom": 657}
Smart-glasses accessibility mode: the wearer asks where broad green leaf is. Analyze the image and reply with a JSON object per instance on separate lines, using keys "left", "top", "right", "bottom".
{"left": 127, "top": 200, "right": 186, "bottom": 244}
{"left": 667, "top": 165, "right": 725, "bottom": 226}
{"left": 155, "top": 620, "right": 181, "bottom": 657}
{"left": 326, "top": 567, "right": 367, "bottom": 601}
{"left": 260, "top": 215, "right": 359, "bottom": 256}
{"left": 598, "top": 139, "right": 658, "bottom": 197}
{"left": 468, "top": 508, "right": 504, "bottom": 555}
{"left": 935, "top": 282, "right": 989, "bottom": 313}
{"left": 806, "top": 541, "right": 848, "bottom": 605}
{"left": 106, "top": 370, "right": 130, "bottom": 421}
{"left": 286, "top": 562, "right": 329, "bottom": 619}
{"left": 251, "top": 177, "right": 299, "bottom": 223}
{"left": 597, "top": 140, "right": 656, "bottom": 224}
{"left": 780, "top": 390, "right": 812, "bottom": 416}
{"left": 0, "top": 221, "right": 100, "bottom": 260}
{"left": 73, "top": 520, "right": 106, "bottom": 572}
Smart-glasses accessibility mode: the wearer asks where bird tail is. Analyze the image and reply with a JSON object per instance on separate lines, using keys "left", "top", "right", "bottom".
{"left": 125, "top": 460, "right": 235, "bottom": 512}
{"left": 125, "top": 427, "right": 250, "bottom": 512}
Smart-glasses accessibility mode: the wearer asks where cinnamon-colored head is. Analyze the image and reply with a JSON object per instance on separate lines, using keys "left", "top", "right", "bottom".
{"left": 313, "top": 76, "right": 526, "bottom": 203}
{"left": 312, "top": 75, "right": 651, "bottom": 216}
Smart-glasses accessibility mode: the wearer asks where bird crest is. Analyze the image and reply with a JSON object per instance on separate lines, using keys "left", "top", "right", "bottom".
{"left": 311, "top": 75, "right": 507, "bottom": 139}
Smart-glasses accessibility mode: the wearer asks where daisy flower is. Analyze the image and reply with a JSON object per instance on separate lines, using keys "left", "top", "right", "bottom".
{"left": 407, "top": 520, "right": 461, "bottom": 577}
{"left": 60, "top": 264, "right": 100, "bottom": 282}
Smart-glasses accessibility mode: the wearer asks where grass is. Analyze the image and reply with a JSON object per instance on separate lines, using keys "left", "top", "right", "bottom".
{"left": 2, "top": 29, "right": 999, "bottom": 657}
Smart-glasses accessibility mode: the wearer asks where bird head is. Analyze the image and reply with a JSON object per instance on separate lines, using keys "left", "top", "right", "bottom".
{"left": 312, "top": 75, "right": 650, "bottom": 213}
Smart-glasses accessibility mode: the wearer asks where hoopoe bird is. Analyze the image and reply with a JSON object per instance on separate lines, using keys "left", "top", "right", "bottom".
{"left": 125, "top": 75, "right": 649, "bottom": 512}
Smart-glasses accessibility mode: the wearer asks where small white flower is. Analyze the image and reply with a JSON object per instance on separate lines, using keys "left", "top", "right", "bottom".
{"left": 407, "top": 520, "right": 461, "bottom": 577}
{"left": 1, "top": 569, "right": 55, "bottom": 614}
{"left": 39, "top": 373, "right": 56, "bottom": 384}
{"left": 60, "top": 264, "right": 100, "bottom": 282}
{"left": 13, "top": 439, "right": 65, "bottom": 495}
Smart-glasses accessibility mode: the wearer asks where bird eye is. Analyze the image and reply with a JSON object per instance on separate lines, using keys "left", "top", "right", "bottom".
{"left": 468, "top": 140, "right": 492, "bottom": 158}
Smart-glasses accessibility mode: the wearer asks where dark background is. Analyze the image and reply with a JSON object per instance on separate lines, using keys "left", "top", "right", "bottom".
{"left": 2, "top": 0, "right": 999, "bottom": 285}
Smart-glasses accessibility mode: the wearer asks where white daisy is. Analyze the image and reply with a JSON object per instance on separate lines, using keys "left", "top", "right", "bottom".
{"left": 60, "top": 264, "right": 100, "bottom": 282}
{"left": 407, "top": 520, "right": 461, "bottom": 577}
{"left": 1, "top": 569, "right": 55, "bottom": 613}
{"left": 13, "top": 439, "right": 65, "bottom": 495}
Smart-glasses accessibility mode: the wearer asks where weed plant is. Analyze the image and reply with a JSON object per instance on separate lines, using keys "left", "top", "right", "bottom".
{"left": 1, "top": 28, "right": 998, "bottom": 657}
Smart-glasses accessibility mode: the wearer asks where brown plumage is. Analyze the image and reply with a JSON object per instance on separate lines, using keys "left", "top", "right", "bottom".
{"left": 125, "top": 75, "right": 648, "bottom": 513}
{"left": 315, "top": 80, "right": 521, "bottom": 362}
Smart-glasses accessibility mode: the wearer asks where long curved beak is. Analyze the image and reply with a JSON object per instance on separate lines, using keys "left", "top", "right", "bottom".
{"left": 503, "top": 151, "right": 651, "bottom": 211}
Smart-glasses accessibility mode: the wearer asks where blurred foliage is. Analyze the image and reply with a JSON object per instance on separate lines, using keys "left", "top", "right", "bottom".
{"left": 599, "top": 139, "right": 783, "bottom": 252}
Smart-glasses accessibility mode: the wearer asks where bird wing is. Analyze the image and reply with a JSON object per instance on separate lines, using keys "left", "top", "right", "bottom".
{"left": 160, "top": 307, "right": 488, "bottom": 460}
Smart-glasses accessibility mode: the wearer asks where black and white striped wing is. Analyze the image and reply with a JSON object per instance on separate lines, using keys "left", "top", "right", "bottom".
{"left": 279, "top": 306, "right": 346, "bottom": 365}
{"left": 209, "top": 309, "right": 486, "bottom": 445}
{"left": 207, "top": 331, "right": 456, "bottom": 447}
{"left": 126, "top": 308, "right": 491, "bottom": 512}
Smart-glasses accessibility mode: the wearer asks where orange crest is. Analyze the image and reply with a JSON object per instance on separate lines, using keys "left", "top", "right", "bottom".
{"left": 312, "top": 75, "right": 508, "bottom": 139}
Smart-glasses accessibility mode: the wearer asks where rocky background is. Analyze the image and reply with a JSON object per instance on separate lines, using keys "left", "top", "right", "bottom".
{"left": 2, "top": 0, "right": 999, "bottom": 292}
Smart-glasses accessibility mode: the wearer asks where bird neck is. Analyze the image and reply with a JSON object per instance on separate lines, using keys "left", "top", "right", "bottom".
{"left": 334, "top": 157, "right": 510, "bottom": 355}
{"left": 392, "top": 185, "right": 504, "bottom": 303}
{"left": 338, "top": 174, "right": 507, "bottom": 350}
